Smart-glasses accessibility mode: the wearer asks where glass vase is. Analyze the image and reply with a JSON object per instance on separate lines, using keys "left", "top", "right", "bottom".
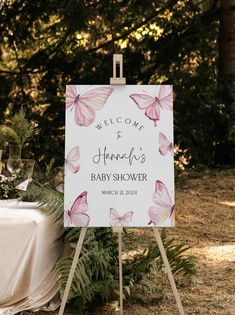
{"left": 7, "top": 144, "right": 22, "bottom": 176}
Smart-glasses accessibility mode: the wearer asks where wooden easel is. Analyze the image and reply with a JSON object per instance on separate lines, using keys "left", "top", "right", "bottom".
{"left": 59, "top": 54, "right": 185, "bottom": 315}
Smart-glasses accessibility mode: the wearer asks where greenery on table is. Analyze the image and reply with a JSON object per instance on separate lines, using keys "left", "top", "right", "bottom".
{"left": 0, "top": 179, "right": 21, "bottom": 199}
{"left": 0, "top": 173, "right": 37, "bottom": 200}
{"left": 28, "top": 181, "right": 197, "bottom": 314}
{"left": 0, "top": 108, "right": 35, "bottom": 147}
{"left": 0, "top": 108, "right": 36, "bottom": 199}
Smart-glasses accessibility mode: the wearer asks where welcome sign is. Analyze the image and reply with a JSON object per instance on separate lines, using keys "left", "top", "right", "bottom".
{"left": 64, "top": 85, "right": 174, "bottom": 228}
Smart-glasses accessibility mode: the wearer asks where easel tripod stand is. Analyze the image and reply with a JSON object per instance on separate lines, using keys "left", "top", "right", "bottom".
{"left": 59, "top": 54, "right": 185, "bottom": 315}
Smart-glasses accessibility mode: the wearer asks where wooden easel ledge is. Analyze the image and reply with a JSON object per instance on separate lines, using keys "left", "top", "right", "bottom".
{"left": 110, "top": 54, "right": 126, "bottom": 85}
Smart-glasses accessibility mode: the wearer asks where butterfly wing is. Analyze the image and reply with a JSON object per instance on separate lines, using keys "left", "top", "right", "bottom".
{"left": 65, "top": 85, "right": 94, "bottom": 126}
{"left": 74, "top": 102, "right": 95, "bottom": 126}
{"left": 69, "top": 191, "right": 90, "bottom": 227}
{"left": 66, "top": 85, "right": 78, "bottom": 109}
{"left": 72, "top": 213, "right": 90, "bottom": 227}
{"left": 170, "top": 206, "right": 175, "bottom": 226}
{"left": 66, "top": 161, "right": 80, "bottom": 174}
{"left": 159, "top": 132, "right": 172, "bottom": 156}
{"left": 129, "top": 94, "right": 155, "bottom": 109}
{"left": 145, "top": 102, "right": 160, "bottom": 123}
{"left": 148, "top": 206, "right": 170, "bottom": 226}
{"left": 120, "top": 211, "right": 133, "bottom": 226}
{"left": 74, "top": 87, "right": 113, "bottom": 126}
{"left": 64, "top": 210, "right": 71, "bottom": 227}
{"left": 148, "top": 181, "right": 174, "bottom": 225}
{"left": 156, "top": 85, "right": 173, "bottom": 111}
{"left": 109, "top": 208, "right": 133, "bottom": 226}
{"left": 66, "top": 146, "right": 80, "bottom": 173}
{"left": 153, "top": 180, "right": 173, "bottom": 209}
{"left": 79, "top": 87, "right": 113, "bottom": 110}
{"left": 129, "top": 93, "right": 160, "bottom": 123}
{"left": 109, "top": 208, "right": 121, "bottom": 226}
{"left": 170, "top": 144, "right": 174, "bottom": 156}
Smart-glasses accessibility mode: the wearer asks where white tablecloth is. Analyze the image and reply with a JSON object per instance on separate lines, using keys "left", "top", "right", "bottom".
{"left": 0, "top": 200, "right": 63, "bottom": 315}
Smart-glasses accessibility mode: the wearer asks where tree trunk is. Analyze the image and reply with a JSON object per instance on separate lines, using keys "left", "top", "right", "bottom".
{"left": 220, "top": 0, "right": 235, "bottom": 96}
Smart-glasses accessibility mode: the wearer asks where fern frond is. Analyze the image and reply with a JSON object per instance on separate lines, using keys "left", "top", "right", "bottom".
{"left": 124, "top": 230, "right": 197, "bottom": 291}
{"left": 56, "top": 227, "right": 117, "bottom": 306}
{"left": 10, "top": 108, "right": 35, "bottom": 145}
{"left": 0, "top": 125, "right": 20, "bottom": 145}
{"left": 27, "top": 181, "right": 64, "bottom": 222}
{"left": 164, "top": 241, "right": 197, "bottom": 277}
{"left": 0, "top": 108, "right": 35, "bottom": 146}
{"left": 85, "top": 278, "right": 116, "bottom": 302}
{"left": 56, "top": 246, "right": 113, "bottom": 301}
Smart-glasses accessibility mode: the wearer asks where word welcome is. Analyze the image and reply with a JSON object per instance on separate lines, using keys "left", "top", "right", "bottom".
{"left": 91, "top": 173, "right": 147, "bottom": 181}
{"left": 95, "top": 117, "right": 144, "bottom": 131}
{"left": 92, "top": 146, "right": 146, "bottom": 166}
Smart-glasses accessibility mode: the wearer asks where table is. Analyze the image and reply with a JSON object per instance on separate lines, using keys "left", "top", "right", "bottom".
{"left": 0, "top": 200, "right": 63, "bottom": 315}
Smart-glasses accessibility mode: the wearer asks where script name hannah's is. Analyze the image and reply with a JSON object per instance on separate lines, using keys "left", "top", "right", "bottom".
{"left": 91, "top": 173, "right": 147, "bottom": 181}
{"left": 92, "top": 146, "right": 146, "bottom": 166}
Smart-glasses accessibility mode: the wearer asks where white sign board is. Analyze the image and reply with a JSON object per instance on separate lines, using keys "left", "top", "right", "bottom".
{"left": 64, "top": 85, "right": 174, "bottom": 228}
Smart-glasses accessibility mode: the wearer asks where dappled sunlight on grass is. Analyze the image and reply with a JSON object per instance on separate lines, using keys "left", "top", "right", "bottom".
{"left": 205, "top": 245, "right": 235, "bottom": 262}
{"left": 191, "top": 244, "right": 235, "bottom": 264}
{"left": 219, "top": 200, "right": 235, "bottom": 207}
{"left": 123, "top": 249, "right": 143, "bottom": 260}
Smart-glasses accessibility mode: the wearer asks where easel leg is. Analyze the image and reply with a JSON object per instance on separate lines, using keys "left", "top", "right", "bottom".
{"left": 118, "top": 230, "right": 123, "bottom": 315}
{"left": 112, "top": 226, "right": 124, "bottom": 314}
{"left": 58, "top": 227, "right": 87, "bottom": 315}
{"left": 153, "top": 228, "right": 185, "bottom": 315}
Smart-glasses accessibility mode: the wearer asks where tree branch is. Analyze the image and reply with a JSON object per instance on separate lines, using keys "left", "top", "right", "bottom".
{"left": 86, "top": 0, "right": 179, "bottom": 53}
{"left": 12, "top": 39, "right": 27, "bottom": 102}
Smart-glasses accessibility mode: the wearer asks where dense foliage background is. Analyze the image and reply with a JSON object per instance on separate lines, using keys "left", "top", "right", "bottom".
{"left": 0, "top": 0, "right": 235, "bottom": 168}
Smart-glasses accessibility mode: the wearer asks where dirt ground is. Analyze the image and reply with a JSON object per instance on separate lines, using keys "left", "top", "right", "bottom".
{"left": 123, "top": 168, "right": 235, "bottom": 315}
{"left": 37, "top": 168, "right": 235, "bottom": 315}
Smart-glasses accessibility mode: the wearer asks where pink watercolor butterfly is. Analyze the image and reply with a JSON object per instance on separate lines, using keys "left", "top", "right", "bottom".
{"left": 148, "top": 180, "right": 175, "bottom": 226}
{"left": 109, "top": 208, "right": 133, "bottom": 226}
{"left": 66, "top": 85, "right": 113, "bottom": 126}
{"left": 65, "top": 146, "right": 80, "bottom": 174}
{"left": 129, "top": 85, "right": 173, "bottom": 126}
{"left": 64, "top": 191, "right": 90, "bottom": 227}
{"left": 159, "top": 132, "right": 174, "bottom": 156}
